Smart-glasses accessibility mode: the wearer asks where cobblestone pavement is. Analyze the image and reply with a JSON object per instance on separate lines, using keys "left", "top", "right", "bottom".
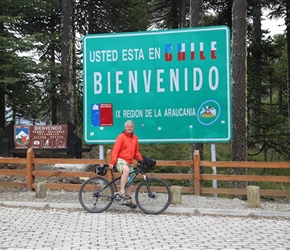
{"left": 0, "top": 205, "right": 290, "bottom": 250}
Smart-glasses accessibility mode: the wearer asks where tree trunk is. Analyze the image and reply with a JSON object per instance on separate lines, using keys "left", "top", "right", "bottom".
{"left": 170, "top": 0, "right": 179, "bottom": 28}
{"left": 0, "top": 21, "right": 6, "bottom": 132}
{"left": 49, "top": 43, "right": 58, "bottom": 125}
{"left": 190, "top": 0, "right": 203, "bottom": 27}
{"left": 190, "top": 0, "right": 204, "bottom": 164}
{"left": 60, "top": 0, "right": 74, "bottom": 124}
{"left": 286, "top": 0, "right": 290, "bottom": 134}
{"left": 251, "top": 0, "right": 262, "bottom": 136}
{"left": 0, "top": 89, "right": 5, "bottom": 132}
{"left": 232, "top": 0, "right": 248, "bottom": 190}
{"left": 180, "top": 0, "right": 186, "bottom": 28}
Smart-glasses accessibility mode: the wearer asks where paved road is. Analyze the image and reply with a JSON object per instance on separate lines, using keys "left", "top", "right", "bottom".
{"left": 0, "top": 205, "right": 290, "bottom": 250}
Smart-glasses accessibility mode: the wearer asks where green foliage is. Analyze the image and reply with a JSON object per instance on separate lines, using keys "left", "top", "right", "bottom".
{"left": 1, "top": 0, "right": 289, "bottom": 163}
{"left": 140, "top": 143, "right": 191, "bottom": 160}
{"left": 203, "top": 143, "right": 232, "bottom": 161}
{"left": 247, "top": 34, "right": 290, "bottom": 161}
{"left": 76, "top": 0, "right": 151, "bottom": 34}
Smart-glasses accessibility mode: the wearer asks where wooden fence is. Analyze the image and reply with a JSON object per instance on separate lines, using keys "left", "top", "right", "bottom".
{"left": 0, "top": 148, "right": 290, "bottom": 197}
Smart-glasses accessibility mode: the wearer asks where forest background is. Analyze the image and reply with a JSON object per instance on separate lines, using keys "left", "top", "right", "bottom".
{"left": 0, "top": 0, "right": 289, "bottom": 170}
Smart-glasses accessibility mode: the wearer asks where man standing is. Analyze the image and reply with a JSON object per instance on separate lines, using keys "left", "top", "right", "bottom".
{"left": 109, "top": 120, "right": 143, "bottom": 208}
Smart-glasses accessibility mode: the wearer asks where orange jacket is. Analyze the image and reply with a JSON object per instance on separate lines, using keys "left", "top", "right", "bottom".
{"left": 110, "top": 131, "right": 142, "bottom": 165}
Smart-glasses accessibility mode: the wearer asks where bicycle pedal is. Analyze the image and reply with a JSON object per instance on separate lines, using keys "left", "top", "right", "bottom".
{"left": 115, "top": 196, "right": 123, "bottom": 202}
{"left": 114, "top": 193, "right": 125, "bottom": 201}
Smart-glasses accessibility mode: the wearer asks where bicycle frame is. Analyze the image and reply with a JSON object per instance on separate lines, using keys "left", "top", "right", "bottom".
{"left": 102, "top": 166, "right": 153, "bottom": 197}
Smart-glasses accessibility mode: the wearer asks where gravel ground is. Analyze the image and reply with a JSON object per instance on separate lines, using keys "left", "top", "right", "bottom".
{"left": 1, "top": 186, "right": 290, "bottom": 212}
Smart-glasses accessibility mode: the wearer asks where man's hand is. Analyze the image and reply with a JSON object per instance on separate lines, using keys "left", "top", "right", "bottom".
{"left": 137, "top": 160, "right": 144, "bottom": 166}
{"left": 109, "top": 164, "right": 114, "bottom": 169}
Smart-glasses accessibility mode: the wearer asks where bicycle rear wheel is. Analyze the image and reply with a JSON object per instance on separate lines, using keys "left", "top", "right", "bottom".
{"left": 79, "top": 176, "right": 114, "bottom": 213}
{"left": 135, "top": 178, "right": 171, "bottom": 214}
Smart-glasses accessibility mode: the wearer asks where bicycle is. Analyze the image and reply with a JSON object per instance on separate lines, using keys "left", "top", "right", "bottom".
{"left": 78, "top": 158, "right": 172, "bottom": 215}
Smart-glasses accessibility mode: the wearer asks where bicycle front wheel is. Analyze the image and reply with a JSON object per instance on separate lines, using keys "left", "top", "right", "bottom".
{"left": 135, "top": 178, "right": 171, "bottom": 215}
{"left": 79, "top": 176, "right": 114, "bottom": 213}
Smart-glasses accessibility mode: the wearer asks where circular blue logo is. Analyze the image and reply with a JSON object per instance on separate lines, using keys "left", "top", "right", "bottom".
{"left": 197, "top": 100, "right": 221, "bottom": 126}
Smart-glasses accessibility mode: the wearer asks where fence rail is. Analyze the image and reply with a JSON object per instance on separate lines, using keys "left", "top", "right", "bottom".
{"left": 0, "top": 149, "right": 290, "bottom": 197}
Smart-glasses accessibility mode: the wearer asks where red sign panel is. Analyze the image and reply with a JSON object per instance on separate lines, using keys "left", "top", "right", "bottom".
{"left": 14, "top": 125, "right": 67, "bottom": 149}
{"left": 100, "top": 103, "right": 113, "bottom": 126}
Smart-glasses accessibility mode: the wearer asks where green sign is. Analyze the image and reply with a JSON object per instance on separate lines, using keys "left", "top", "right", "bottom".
{"left": 83, "top": 26, "right": 231, "bottom": 144}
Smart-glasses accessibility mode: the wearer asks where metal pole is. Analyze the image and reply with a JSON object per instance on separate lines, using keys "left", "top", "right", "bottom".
{"left": 99, "top": 145, "right": 104, "bottom": 160}
{"left": 211, "top": 143, "right": 217, "bottom": 197}
{"left": 99, "top": 145, "right": 105, "bottom": 186}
